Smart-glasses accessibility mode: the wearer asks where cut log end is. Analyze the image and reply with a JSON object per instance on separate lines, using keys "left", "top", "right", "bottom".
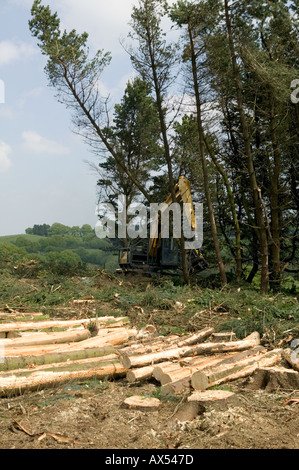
{"left": 122, "top": 395, "right": 161, "bottom": 411}
{"left": 190, "top": 371, "right": 209, "bottom": 391}
{"left": 187, "top": 390, "right": 238, "bottom": 410}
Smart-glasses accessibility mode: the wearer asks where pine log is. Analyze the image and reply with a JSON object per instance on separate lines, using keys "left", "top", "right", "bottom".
{"left": 175, "top": 328, "right": 214, "bottom": 347}
{"left": 0, "top": 354, "right": 118, "bottom": 377}
{"left": 57, "top": 328, "right": 137, "bottom": 351}
{"left": 160, "top": 353, "right": 240, "bottom": 386}
{"left": 118, "top": 335, "right": 180, "bottom": 356}
{"left": 160, "top": 347, "right": 269, "bottom": 396}
{"left": 191, "top": 349, "right": 282, "bottom": 390}
{"left": 126, "top": 365, "right": 156, "bottom": 383}
{"left": 0, "top": 316, "right": 129, "bottom": 333}
{"left": 3, "top": 327, "right": 136, "bottom": 358}
{"left": 0, "top": 362, "right": 127, "bottom": 397}
{"left": 0, "top": 328, "right": 91, "bottom": 348}
{"left": 0, "top": 332, "right": 21, "bottom": 339}
{"left": 119, "top": 328, "right": 214, "bottom": 358}
{"left": 118, "top": 333, "right": 180, "bottom": 349}
{"left": 153, "top": 361, "right": 186, "bottom": 382}
{"left": 0, "top": 345, "right": 116, "bottom": 372}
{"left": 246, "top": 366, "right": 299, "bottom": 391}
{"left": 121, "top": 332, "right": 260, "bottom": 369}
{"left": 282, "top": 348, "right": 299, "bottom": 372}
{"left": 190, "top": 347, "right": 269, "bottom": 390}
{"left": 135, "top": 354, "right": 229, "bottom": 383}
{"left": 211, "top": 332, "right": 237, "bottom": 342}
{"left": 160, "top": 376, "right": 191, "bottom": 396}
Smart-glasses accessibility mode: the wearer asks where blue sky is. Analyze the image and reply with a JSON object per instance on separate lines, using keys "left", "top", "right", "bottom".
{"left": 0, "top": 0, "right": 142, "bottom": 236}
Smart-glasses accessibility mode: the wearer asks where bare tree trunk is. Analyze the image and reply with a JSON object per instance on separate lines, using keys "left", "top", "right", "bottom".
{"left": 224, "top": 0, "right": 269, "bottom": 294}
{"left": 145, "top": 20, "right": 190, "bottom": 284}
{"left": 269, "top": 98, "right": 281, "bottom": 291}
{"left": 187, "top": 24, "right": 227, "bottom": 286}
{"left": 204, "top": 137, "right": 242, "bottom": 282}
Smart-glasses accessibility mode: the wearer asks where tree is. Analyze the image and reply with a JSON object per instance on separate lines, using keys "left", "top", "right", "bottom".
{"left": 29, "top": 0, "right": 153, "bottom": 203}
{"left": 169, "top": 1, "right": 227, "bottom": 286}
{"left": 129, "top": 0, "right": 192, "bottom": 283}
{"left": 95, "top": 76, "right": 162, "bottom": 244}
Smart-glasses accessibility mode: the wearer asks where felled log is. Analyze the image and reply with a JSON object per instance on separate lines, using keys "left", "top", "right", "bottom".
{"left": 119, "top": 335, "right": 180, "bottom": 356}
{"left": 175, "top": 328, "right": 214, "bottom": 347}
{"left": 0, "top": 344, "right": 117, "bottom": 372}
{"left": 191, "top": 349, "right": 282, "bottom": 391}
{"left": 4, "top": 327, "right": 136, "bottom": 356}
{"left": 0, "top": 353, "right": 118, "bottom": 377}
{"left": 0, "top": 316, "right": 129, "bottom": 333}
{"left": 160, "top": 347, "right": 267, "bottom": 396}
{"left": 211, "top": 332, "right": 237, "bottom": 342}
{"left": 126, "top": 365, "right": 156, "bottom": 383}
{"left": 153, "top": 361, "right": 186, "bottom": 382}
{"left": 246, "top": 366, "right": 299, "bottom": 392}
{"left": 121, "top": 332, "right": 260, "bottom": 369}
{"left": 159, "top": 353, "right": 240, "bottom": 386}
{"left": 120, "top": 328, "right": 214, "bottom": 358}
{"left": 0, "top": 361, "right": 127, "bottom": 397}
{"left": 0, "top": 328, "right": 91, "bottom": 348}
{"left": 282, "top": 348, "right": 299, "bottom": 372}
{"left": 57, "top": 328, "right": 137, "bottom": 351}
{"left": 0, "top": 332, "right": 21, "bottom": 339}
{"left": 1, "top": 327, "right": 136, "bottom": 371}
{"left": 160, "top": 376, "right": 191, "bottom": 396}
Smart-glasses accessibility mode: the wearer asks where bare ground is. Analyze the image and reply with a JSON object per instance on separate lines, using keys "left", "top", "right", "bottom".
{"left": 0, "top": 377, "right": 298, "bottom": 450}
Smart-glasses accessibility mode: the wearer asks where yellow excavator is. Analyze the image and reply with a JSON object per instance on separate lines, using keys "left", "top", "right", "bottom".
{"left": 118, "top": 176, "right": 208, "bottom": 275}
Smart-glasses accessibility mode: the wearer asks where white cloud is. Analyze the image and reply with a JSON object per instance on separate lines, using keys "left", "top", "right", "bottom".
{"left": 0, "top": 141, "right": 12, "bottom": 172}
{"left": 22, "top": 131, "right": 70, "bottom": 156}
{"left": 47, "top": 0, "right": 178, "bottom": 55}
{"left": 50, "top": 0, "right": 136, "bottom": 55}
{"left": 0, "top": 40, "right": 37, "bottom": 67}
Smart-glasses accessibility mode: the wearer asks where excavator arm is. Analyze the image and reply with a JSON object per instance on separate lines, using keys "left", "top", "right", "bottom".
{"left": 148, "top": 176, "right": 197, "bottom": 257}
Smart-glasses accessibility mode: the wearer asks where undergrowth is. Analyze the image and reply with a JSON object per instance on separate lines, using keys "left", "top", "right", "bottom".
{"left": 0, "top": 267, "right": 297, "bottom": 346}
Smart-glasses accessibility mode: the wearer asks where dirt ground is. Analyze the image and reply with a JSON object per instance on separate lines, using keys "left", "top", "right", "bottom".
{"left": 0, "top": 376, "right": 298, "bottom": 450}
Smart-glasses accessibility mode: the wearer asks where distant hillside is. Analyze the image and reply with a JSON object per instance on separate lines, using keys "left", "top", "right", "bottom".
{"left": 0, "top": 234, "right": 44, "bottom": 243}
{"left": 0, "top": 224, "right": 120, "bottom": 271}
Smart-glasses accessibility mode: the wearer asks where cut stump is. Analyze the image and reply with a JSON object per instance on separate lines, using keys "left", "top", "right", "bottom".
{"left": 122, "top": 395, "right": 161, "bottom": 411}
{"left": 167, "top": 402, "right": 204, "bottom": 425}
{"left": 187, "top": 390, "right": 238, "bottom": 410}
{"left": 246, "top": 366, "right": 299, "bottom": 392}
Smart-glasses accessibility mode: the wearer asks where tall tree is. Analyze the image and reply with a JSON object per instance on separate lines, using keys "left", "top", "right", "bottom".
{"left": 170, "top": 1, "right": 227, "bottom": 286}
{"left": 29, "top": 0, "right": 153, "bottom": 203}
{"left": 129, "top": 0, "right": 191, "bottom": 283}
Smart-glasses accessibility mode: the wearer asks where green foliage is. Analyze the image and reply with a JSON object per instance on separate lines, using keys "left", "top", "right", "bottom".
{"left": 1, "top": 222, "right": 118, "bottom": 273}
{"left": 0, "top": 243, "right": 28, "bottom": 270}
{"left": 43, "top": 250, "right": 86, "bottom": 276}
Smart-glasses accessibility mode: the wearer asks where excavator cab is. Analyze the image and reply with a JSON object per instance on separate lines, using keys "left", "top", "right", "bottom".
{"left": 118, "top": 177, "right": 208, "bottom": 275}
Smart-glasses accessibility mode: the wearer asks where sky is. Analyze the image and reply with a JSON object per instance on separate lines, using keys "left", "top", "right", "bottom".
{"left": 0, "top": 0, "right": 151, "bottom": 236}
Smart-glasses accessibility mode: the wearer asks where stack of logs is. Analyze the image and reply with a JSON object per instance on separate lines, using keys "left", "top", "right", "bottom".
{"left": 0, "top": 315, "right": 136, "bottom": 396}
{"left": 118, "top": 327, "right": 299, "bottom": 396}
{"left": 0, "top": 315, "right": 298, "bottom": 398}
